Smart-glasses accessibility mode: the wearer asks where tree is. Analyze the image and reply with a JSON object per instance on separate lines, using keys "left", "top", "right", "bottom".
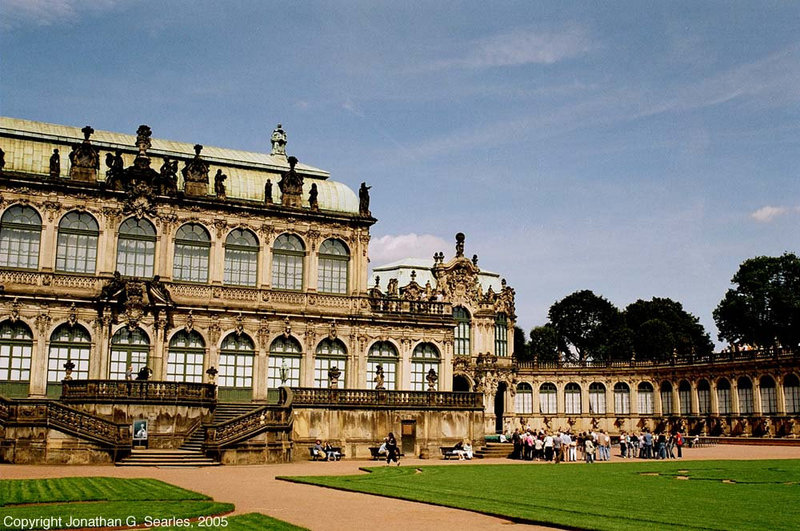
{"left": 528, "top": 324, "right": 558, "bottom": 362}
{"left": 513, "top": 326, "right": 530, "bottom": 360}
{"left": 624, "top": 297, "right": 713, "bottom": 360}
{"left": 714, "top": 253, "right": 800, "bottom": 352}
{"left": 547, "top": 290, "right": 632, "bottom": 362}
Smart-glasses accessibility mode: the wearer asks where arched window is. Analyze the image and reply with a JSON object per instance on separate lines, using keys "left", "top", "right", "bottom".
{"left": 48, "top": 324, "right": 90, "bottom": 382}
{"left": 0, "top": 321, "right": 33, "bottom": 388}
{"left": 56, "top": 211, "right": 99, "bottom": 273}
{"left": 367, "top": 341, "right": 398, "bottom": 390}
{"left": 109, "top": 327, "right": 149, "bottom": 380}
{"left": 638, "top": 382, "right": 654, "bottom": 415}
{"left": 679, "top": 380, "right": 692, "bottom": 415}
{"left": 318, "top": 239, "right": 349, "bottom": 294}
{"left": 614, "top": 382, "right": 631, "bottom": 414}
{"left": 697, "top": 380, "right": 711, "bottom": 415}
{"left": 716, "top": 379, "right": 731, "bottom": 414}
{"left": 660, "top": 382, "right": 674, "bottom": 415}
{"left": 272, "top": 233, "right": 304, "bottom": 290}
{"left": 219, "top": 333, "right": 255, "bottom": 393}
{"left": 565, "top": 383, "right": 581, "bottom": 414}
{"left": 314, "top": 338, "right": 346, "bottom": 388}
{"left": 173, "top": 223, "right": 210, "bottom": 283}
{"left": 515, "top": 382, "right": 533, "bottom": 414}
{"left": 495, "top": 313, "right": 508, "bottom": 357}
{"left": 268, "top": 336, "right": 302, "bottom": 388}
{"left": 737, "top": 377, "right": 753, "bottom": 414}
{"left": 411, "top": 342, "right": 440, "bottom": 391}
{"left": 784, "top": 375, "right": 800, "bottom": 414}
{"left": 760, "top": 376, "right": 777, "bottom": 415}
{"left": 167, "top": 331, "right": 205, "bottom": 383}
{"left": 589, "top": 382, "right": 606, "bottom": 414}
{"left": 224, "top": 229, "right": 259, "bottom": 287}
{"left": 0, "top": 205, "right": 42, "bottom": 269}
{"left": 117, "top": 217, "right": 156, "bottom": 277}
{"left": 453, "top": 307, "right": 471, "bottom": 356}
{"left": 539, "top": 382, "right": 557, "bottom": 414}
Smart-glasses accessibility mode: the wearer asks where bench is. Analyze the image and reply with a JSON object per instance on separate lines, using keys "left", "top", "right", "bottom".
{"left": 309, "top": 446, "right": 345, "bottom": 461}
{"left": 440, "top": 446, "right": 460, "bottom": 459}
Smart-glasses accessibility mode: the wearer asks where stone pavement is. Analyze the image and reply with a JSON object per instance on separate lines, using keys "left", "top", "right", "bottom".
{"left": 3, "top": 444, "right": 800, "bottom": 530}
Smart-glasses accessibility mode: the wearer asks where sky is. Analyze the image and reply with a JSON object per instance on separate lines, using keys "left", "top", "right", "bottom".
{"left": 2, "top": 1, "right": 799, "bottom": 345}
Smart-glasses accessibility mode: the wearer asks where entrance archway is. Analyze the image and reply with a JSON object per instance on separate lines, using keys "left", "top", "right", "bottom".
{"left": 495, "top": 382, "right": 507, "bottom": 433}
{"left": 453, "top": 374, "right": 471, "bottom": 392}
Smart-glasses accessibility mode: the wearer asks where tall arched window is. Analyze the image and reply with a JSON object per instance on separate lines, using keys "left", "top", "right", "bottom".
{"left": 495, "top": 313, "right": 508, "bottom": 357}
{"left": 679, "top": 380, "right": 692, "bottom": 415}
{"left": 614, "top": 382, "right": 631, "bottom": 414}
{"left": 660, "top": 382, "right": 674, "bottom": 415}
{"left": 167, "top": 331, "right": 205, "bottom": 383}
{"left": 48, "top": 324, "right": 91, "bottom": 382}
{"left": 784, "top": 375, "right": 800, "bottom": 414}
{"left": 367, "top": 341, "right": 398, "bottom": 390}
{"left": 0, "top": 321, "right": 33, "bottom": 394}
{"left": 760, "top": 376, "right": 777, "bottom": 415}
{"left": 411, "top": 342, "right": 440, "bottom": 391}
{"left": 219, "top": 333, "right": 255, "bottom": 399}
{"left": 589, "top": 382, "right": 606, "bottom": 414}
{"left": 716, "top": 379, "right": 731, "bottom": 414}
{"left": 117, "top": 217, "right": 156, "bottom": 277}
{"left": 737, "top": 377, "right": 753, "bottom": 414}
{"left": 453, "top": 307, "right": 471, "bottom": 356}
{"left": 110, "top": 327, "right": 149, "bottom": 380}
{"left": 638, "top": 382, "right": 654, "bottom": 415}
{"left": 224, "top": 229, "right": 259, "bottom": 286}
{"left": 269, "top": 336, "right": 302, "bottom": 388}
{"left": 272, "top": 233, "right": 304, "bottom": 290}
{"left": 173, "top": 223, "right": 211, "bottom": 283}
{"left": 314, "top": 338, "right": 346, "bottom": 388}
{"left": 697, "top": 380, "right": 711, "bottom": 415}
{"left": 539, "top": 382, "right": 557, "bottom": 414}
{"left": 515, "top": 382, "right": 533, "bottom": 414}
{"left": 565, "top": 383, "right": 581, "bottom": 414}
{"left": 318, "top": 239, "right": 349, "bottom": 294}
{"left": 56, "top": 211, "right": 99, "bottom": 273}
{"left": 0, "top": 205, "right": 42, "bottom": 269}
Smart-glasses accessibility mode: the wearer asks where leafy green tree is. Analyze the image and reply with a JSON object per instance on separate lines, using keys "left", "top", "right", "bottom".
{"left": 513, "top": 326, "right": 531, "bottom": 360}
{"left": 528, "top": 324, "right": 559, "bottom": 362}
{"left": 625, "top": 297, "right": 713, "bottom": 360}
{"left": 548, "top": 290, "right": 631, "bottom": 362}
{"left": 714, "top": 253, "right": 800, "bottom": 352}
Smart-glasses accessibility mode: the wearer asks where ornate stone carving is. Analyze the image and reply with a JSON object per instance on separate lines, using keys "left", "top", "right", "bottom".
{"left": 283, "top": 316, "right": 292, "bottom": 338}
{"left": 67, "top": 303, "right": 79, "bottom": 327}
{"left": 182, "top": 144, "right": 210, "bottom": 197}
{"left": 234, "top": 313, "right": 245, "bottom": 336}
{"left": 68, "top": 126, "right": 99, "bottom": 182}
{"left": 184, "top": 310, "right": 194, "bottom": 332}
{"left": 157, "top": 156, "right": 179, "bottom": 196}
{"left": 328, "top": 320, "right": 338, "bottom": 340}
{"left": 105, "top": 150, "right": 125, "bottom": 188}
{"left": 9, "top": 298, "right": 21, "bottom": 323}
{"left": 35, "top": 313, "right": 52, "bottom": 335}
{"left": 213, "top": 219, "right": 228, "bottom": 239}
{"left": 278, "top": 156, "right": 303, "bottom": 208}
{"left": 208, "top": 322, "right": 221, "bottom": 345}
{"left": 135, "top": 125, "right": 152, "bottom": 157}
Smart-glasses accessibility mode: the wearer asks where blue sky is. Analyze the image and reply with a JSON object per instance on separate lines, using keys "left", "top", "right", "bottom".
{"left": 3, "top": 1, "right": 799, "bottom": 344}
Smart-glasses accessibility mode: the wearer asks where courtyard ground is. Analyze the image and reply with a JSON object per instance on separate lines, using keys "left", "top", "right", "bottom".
{"left": 2, "top": 444, "right": 800, "bottom": 530}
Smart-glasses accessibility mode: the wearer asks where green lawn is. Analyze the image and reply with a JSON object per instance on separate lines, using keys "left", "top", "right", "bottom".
{"left": 0, "top": 478, "right": 304, "bottom": 530}
{"left": 280, "top": 459, "right": 800, "bottom": 531}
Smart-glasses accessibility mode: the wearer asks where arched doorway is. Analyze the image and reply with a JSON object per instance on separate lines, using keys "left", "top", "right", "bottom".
{"left": 453, "top": 374, "right": 471, "bottom": 392}
{"left": 495, "top": 382, "right": 507, "bottom": 433}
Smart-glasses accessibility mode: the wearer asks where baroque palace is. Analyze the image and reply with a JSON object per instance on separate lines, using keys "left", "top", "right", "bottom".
{"left": 0, "top": 117, "right": 797, "bottom": 465}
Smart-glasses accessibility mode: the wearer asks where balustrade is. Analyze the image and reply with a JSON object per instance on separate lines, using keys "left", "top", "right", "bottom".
{"left": 290, "top": 387, "right": 483, "bottom": 409}
{"left": 205, "top": 406, "right": 291, "bottom": 448}
{"left": 61, "top": 380, "right": 216, "bottom": 405}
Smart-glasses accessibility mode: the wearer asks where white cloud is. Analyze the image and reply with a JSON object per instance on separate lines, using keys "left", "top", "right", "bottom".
{"left": 3, "top": 0, "right": 121, "bottom": 29}
{"left": 369, "top": 233, "right": 448, "bottom": 265}
{"left": 428, "top": 25, "right": 591, "bottom": 70}
{"left": 750, "top": 205, "right": 789, "bottom": 223}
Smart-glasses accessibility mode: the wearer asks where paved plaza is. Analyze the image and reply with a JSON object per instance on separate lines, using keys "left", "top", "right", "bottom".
{"left": 3, "top": 444, "right": 800, "bottom": 530}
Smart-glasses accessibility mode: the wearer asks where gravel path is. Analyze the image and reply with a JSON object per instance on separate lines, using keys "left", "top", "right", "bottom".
{"left": 3, "top": 444, "right": 799, "bottom": 530}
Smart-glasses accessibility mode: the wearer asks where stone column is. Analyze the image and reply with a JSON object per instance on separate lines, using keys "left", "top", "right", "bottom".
{"left": 753, "top": 380, "right": 763, "bottom": 416}
{"left": 690, "top": 382, "right": 699, "bottom": 416}
{"left": 29, "top": 335, "right": 48, "bottom": 397}
{"left": 151, "top": 320, "right": 166, "bottom": 380}
{"left": 580, "top": 383, "right": 590, "bottom": 416}
{"left": 653, "top": 385, "right": 662, "bottom": 416}
{"left": 252, "top": 342, "right": 268, "bottom": 400}
{"left": 39, "top": 217, "right": 57, "bottom": 272}
{"left": 777, "top": 376, "right": 787, "bottom": 415}
{"left": 556, "top": 382, "right": 565, "bottom": 416}
{"left": 710, "top": 381, "right": 719, "bottom": 415}
{"left": 731, "top": 382, "right": 741, "bottom": 415}
{"left": 208, "top": 232, "right": 225, "bottom": 285}
{"left": 90, "top": 319, "right": 108, "bottom": 379}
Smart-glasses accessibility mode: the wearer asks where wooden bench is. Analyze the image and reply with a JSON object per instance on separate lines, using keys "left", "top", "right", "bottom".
{"left": 440, "top": 446, "right": 460, "bottom": 459}
{"left": 309, "top": 446, "right": 345, "bottom": 461}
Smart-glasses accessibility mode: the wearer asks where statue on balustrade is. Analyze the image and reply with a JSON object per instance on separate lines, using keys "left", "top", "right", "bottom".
{"left": 214, "top": 169, "right": 227, "bottom": 199}
{"left": 426, "top": 368, "right": 438, "bottom": 391}
{"left": 69, "top": 126, "right": 100, "bottom": 182}
{"left": 309, "top": 183, "right": 319, "bottom": 211}
{"left": 374, "top": 364, "right": 385, "bottom": 390}
{"left": 105, "top": 150, "right": 125, "bottom": 189}
{"left": 328, "top": 365, "right": 342, "bottom": 389}
{"left": 157, "top": 156, "right": 179, "bottom": 196}
{"left": 264, "top": 179, "right": 273, "bottom": 204}
{"left": 49, "top": 148, "right": 60, "bottom": 178}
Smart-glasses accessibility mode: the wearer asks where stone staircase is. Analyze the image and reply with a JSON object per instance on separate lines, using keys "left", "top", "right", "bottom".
{"left": 180, "top": 402, "right": 262, "bottom": 452}
{"left": 474, "top": 442, "right": 512, "bottom": 459}
{"left": 116, "top": 449, "right": 220, "bottom": 467}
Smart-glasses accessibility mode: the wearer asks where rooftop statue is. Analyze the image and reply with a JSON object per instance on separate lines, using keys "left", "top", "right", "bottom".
{"left": 182, "top": 144, "right": 210, "bottom": 197}
{"left": 270, "top": 123, "right": 287, "bottom": 156}
{"left": 214, "top": 169, "right": 227, "bottom": 199}
{"left": 279, "top": 156, "right": 304, "bottom": 208}
{"left": 69, "top": 125, "right": 99, "bottom": 182}
{"left": 49, "top": 148, "right": 60, "bottom": 178}
{"left": 309, "top": 183, "right": 319, "bottom": 211}
{"left": 359, "top": 182, "right": 371, "bottom": 217}
{"left": 264, "top": 179, "right": 273, "bottom": 205}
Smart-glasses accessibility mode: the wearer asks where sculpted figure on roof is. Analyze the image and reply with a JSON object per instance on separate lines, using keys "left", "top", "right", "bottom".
{"left": 182, "top": 144, "right": 210, "bottom": 196}
{"left": 270, "top": 123, "right": 287, "bottom": 156}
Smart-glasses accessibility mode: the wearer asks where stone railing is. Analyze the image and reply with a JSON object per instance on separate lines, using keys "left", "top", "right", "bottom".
{"left": 368, "top": 297, "right": 452, "bottom": 317}
{"left": 290, "top": 387, "right": 484, "bottom": 410}
{"left": 1, "top": 398, "right": 130, "bottom": 449}
{"left": 61, "top": 380, "right": 216, "bottom": 406}
{"left": 0, "top": 394, "right": 9, "bottom": 425}
{"left": 517, "top": 348, "right": 798, "bottom": 371}
{"left": 204, "top": 406, "right": 292, "bottom": 449}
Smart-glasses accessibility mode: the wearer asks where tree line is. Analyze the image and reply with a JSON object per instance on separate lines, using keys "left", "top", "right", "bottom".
{"left": 515, "top": 253, "right": 800, "bottom": 363}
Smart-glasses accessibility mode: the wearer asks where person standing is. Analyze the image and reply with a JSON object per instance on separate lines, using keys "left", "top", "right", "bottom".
{"left": 386, "top": 432, "right": 400, "bottom": 466}
{"left": 675, "top": 431, "right": 684, "bottom": 458}
{"left": 125, "top": 364, "right": 133, "bottom": 380}
{"left": 543, "top": 432, "right": 554, "bottom": 462}
{"left": 584, "top": 437, "right": 595, "bottom": 463}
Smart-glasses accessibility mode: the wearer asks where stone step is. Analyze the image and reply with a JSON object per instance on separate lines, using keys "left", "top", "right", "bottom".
{"left": 116, "top": 449, "right": 219, "bottom": 467}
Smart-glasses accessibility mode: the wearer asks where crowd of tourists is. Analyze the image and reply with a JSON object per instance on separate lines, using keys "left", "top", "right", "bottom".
{"left": 508, "top": 425, "right": 688, "bottom": 463}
